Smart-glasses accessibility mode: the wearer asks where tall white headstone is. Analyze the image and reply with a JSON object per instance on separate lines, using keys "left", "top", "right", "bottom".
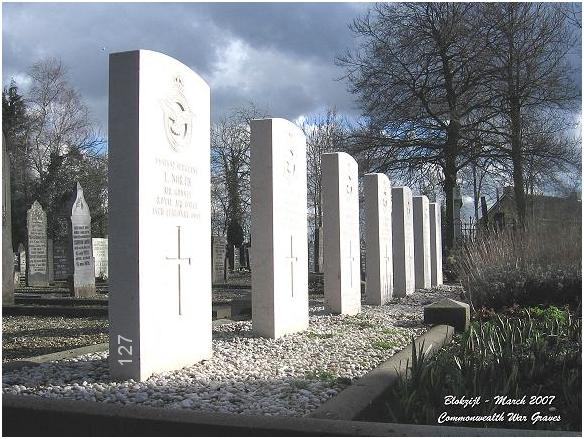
{"left": 92, "top": 238, "right": 108, "bottom": 279}
{"left": 108, "top": 50, "right": 211, "bottom": 380}
{"left": 413, "top": 195, "right": 432, "bottom": 289}
{"left": 322, "top": 152, "right": 361, "bottom": 315}
{"left": 392, "top": 187, "right": 415, "bottom": 297}
{"left": 250, "top": 118, "right": 309, "bottom": 338}
{"left": 26, "top": 201, "right": 48, "bottom": 287}
{"left": 71, "top": 182, "right": 96, "bottom": 297}
{"left": 429, "top": 202, "right": 444, "bottom": 286}
{"left": 364, "top": 173, "right": 393, "bottom": 305}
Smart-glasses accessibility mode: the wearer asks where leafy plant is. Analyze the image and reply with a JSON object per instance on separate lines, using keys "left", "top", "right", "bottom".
{"left": 383, "top": 310, "right": 582, "bottom": 431}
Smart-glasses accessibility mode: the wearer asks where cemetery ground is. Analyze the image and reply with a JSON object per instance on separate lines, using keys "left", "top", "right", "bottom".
{"left": 3, "top": 273, "right": 460, "bottom": 418}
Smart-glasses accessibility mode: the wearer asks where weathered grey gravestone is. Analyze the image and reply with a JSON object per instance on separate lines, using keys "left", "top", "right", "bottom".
{"left": 413, "top": 195, "right": 432, "bottom": 289}
{"left": 53, "top": 241, "right": 72, "bottom": 281}
{"left": 71, "top": 183, "right": 96, "bottom": 297}
{"left": 392, "top": 187, "right": 415, "bottom": 297}
{"left": 18, "top": 243, "right": 26, "bottom": 286}
{"left": 47, "top": 239, "right": 55, "bottom": 283}
{"left": 232, "top": 245, "right": 240, "bottom": 271}
{"left": 109, "top": 50, "right": 212, "bottom": 381}
{"left": 429, "top": 203, "right": 443, "bottom": 286}
{"left": 2, "top": 134, "right": 14, "bottom": 304}
{"left": 211, "top": 236, "right": 227, "bottom": 283}
{"left": 92, "top": 238, "right": 109, "bottom": 279}
{"left": 26, "top": 201, "right": 48, "bottom": 287}
{"left": 322, "top": 152, "right": 361, "bottom": 315}
{"left": 364, "top": 173, "right": 393, "bottom": 305}
{"left": 250, "top": 118, "right": 309, "bottom": 338}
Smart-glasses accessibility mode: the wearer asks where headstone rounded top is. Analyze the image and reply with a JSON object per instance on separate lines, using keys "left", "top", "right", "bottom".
{"left": 27, "top": 200, "right": 46, "bottom": 222}
{"left": 322, "top": 151, "right": 358, "bottom": 166}
{"left": 394, "top": 186, "right": 413, "bottom": 196}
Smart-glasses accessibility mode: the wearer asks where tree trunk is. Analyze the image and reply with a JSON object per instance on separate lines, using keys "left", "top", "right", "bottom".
{"left": 443, "top": 156, "right": 457, "bottom": 254}
{"left": 472, "top": 161, "right": 479, "bottom": 222}
{"left": 510, "top": 97, "right": 526, "bottom": 227}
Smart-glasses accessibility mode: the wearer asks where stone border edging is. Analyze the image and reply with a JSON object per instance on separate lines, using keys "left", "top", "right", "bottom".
{"left": 2, "top": 304, "right": 108, "bottom": 317}
{"left": 3, "top": 343, "right": 110, "bottom": 372}
{"left": 309, "top": 324, "right": 455, "bottom": 422}
{"left": 3, "top": 394, "right": 577, "bottom": 437}
{"left": 2, "top": 319, "right": 236, "bottom": 372}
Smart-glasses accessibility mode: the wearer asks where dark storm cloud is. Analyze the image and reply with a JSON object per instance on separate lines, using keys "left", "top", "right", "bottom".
{"left": 2, "top": 2, "right": 368, "bottom": 135}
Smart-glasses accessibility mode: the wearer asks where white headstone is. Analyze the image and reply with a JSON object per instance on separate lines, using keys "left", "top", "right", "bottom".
{"left": 392, "top": 187, "right": 415, "bottom": 297}
{"left": 26, "top": 201, "right": 48, "bottom": 287}
{"left": 108, "top": 50, "right": 211, "bottom": 380}
{"left": 92, "top": 237, "right": 108, "bottom": 279}
{"left": 71, "top": 183, "right": 96, "bottom": 297}
{"left": 250, "top": 118, "right": 309, "bottom": 338}
{"left": 364, "top": 173, "right": 393, "bottom": 305}
{"left": 322, "top": 152, "right": 361, "bottom": 315}
{"left": 429, "top": 202, "right": 443, "bottom": 286}
{"left": 413, "top": 195, "right": 432, "bottom": 289}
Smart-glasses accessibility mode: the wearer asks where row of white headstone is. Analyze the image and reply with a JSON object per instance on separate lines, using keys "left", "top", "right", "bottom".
{"left": 107, "top": 50, "right": 442, "bottom": 381}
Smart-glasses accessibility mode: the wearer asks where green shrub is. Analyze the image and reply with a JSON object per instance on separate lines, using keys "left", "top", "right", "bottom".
{"left": 455, "top": 224, "right": 581, "bottom": 310}
{"left": 383, "top": 310, "right": 581, "bottom": 431}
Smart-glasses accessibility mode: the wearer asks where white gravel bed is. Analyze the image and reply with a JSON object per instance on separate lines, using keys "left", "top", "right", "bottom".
{"left": 3, "top": 287, "right": 459, "bottom": 417}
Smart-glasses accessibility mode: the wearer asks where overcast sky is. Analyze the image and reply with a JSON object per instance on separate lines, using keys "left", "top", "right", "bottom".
{"left": 3, "top": 2, "right": 369, "bottom": 134}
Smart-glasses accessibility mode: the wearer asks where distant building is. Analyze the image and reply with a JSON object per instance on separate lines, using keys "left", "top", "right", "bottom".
{"left": 484, "top": 187, "right": 581, "bottom": 230}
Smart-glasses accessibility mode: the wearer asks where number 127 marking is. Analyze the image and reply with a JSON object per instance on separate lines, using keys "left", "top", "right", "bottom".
{"left": 117, "top": 335, "right": 133, "bottom": 365}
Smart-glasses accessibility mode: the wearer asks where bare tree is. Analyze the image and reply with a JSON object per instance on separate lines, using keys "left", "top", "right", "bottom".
{"left": 3, "top": 58, "right": 105, "bottom": 243}
{"left": 301, "top": 108, "right": 346, "bottom": 271}
{"left": 337, "top": 3, "right": 493, "bottom": 252}
{"left": 211, "top": 103, "right": 267, "bottom": 255}
{"left": 480, "top": 3, "right": 580, "bottom": 226}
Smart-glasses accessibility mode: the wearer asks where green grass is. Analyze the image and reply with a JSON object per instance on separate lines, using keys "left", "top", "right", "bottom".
{"left": 372, "top": 340, "right": 398, "bottom": 350}
{"left": 305, "top": 370, "right": 337, "bottom": 384}
{"left": 305, "top": 331, "right": 335, "bottom": 339}
{"left": 342, "top": 316, "right": 375, "bottom": 329}
{"left": 381, "top": 307, "right": 581, "bottom": 431}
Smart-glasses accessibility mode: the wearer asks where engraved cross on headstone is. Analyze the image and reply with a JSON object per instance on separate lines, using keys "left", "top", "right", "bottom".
{"left": 166, "top": 226, "right": 191, "bottom": 315}
{"left": 383, "top": 244, "right": 391, "bottom": 297}
{"left": 284, "top": 235, "right": 298, "bottom": 297}
{"left": 348, "top": 240, "right": 357, "bottom": 287}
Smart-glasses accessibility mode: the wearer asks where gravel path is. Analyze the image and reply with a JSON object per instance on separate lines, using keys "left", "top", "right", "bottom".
{"left": 3, "top": 286, "right": 460, "bottom": 417}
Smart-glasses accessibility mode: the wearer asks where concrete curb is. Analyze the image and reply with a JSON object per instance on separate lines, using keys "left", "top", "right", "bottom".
{"left": 3, "top": 319, "right": 237, "bottom": 372}
{"left": 3, "top": 305, "right": 108, "bottom": 317}
{"left": 310, "top": 324, "right": 455, "bottom": 422}
{"left": 3, "top": 343, "right": 110, "bottom": 372}
{"left": 3, "top": 394, "right": 576, "bottom": 436}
